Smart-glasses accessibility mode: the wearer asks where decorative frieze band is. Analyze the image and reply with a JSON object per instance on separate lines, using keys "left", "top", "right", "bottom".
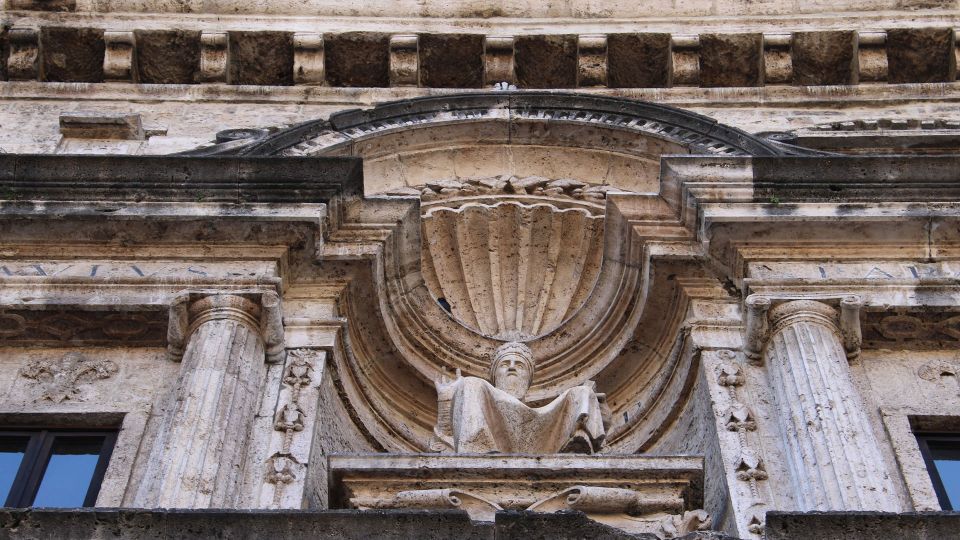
{"left": 2, "top": 27, "right": 956, "bottom": 88}
{"left": 0, "top": 308, "right": 167, "bottom": 346}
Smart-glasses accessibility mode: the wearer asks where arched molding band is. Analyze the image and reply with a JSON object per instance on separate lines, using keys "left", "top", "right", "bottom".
{"left": 187, "top": 92, "right": 806, "bottom": 159}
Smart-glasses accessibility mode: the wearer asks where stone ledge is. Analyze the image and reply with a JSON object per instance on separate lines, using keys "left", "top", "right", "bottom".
{"left": 765, "top": 511, "right": 960, "bottom": 540}
{"left": 328, "top": 454, "right": 705, "bottom": 535}
{"left": 0, "top": 155, "right": 363, "bottom": 203}
{"left": 0, "top": 508, "right": 741, "bottom": 539}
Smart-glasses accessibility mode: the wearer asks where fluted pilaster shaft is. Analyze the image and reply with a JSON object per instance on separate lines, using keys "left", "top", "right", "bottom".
{"left": 136, "top": 293, "right": 274, "bottom": 508}
{"left": 764, "top": 299, "right": 899, "bottom": 511}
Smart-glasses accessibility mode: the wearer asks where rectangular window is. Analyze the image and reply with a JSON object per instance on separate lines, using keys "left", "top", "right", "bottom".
{"left": 916, "top": 433, "right": 960, "bottom": 511}
{"left": 0, "top": 430, "right": 116, "bottom": 508}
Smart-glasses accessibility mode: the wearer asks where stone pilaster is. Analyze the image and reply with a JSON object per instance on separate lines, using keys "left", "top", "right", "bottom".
{"left": 758, "top": 298, "right": 899, "bottom": 511}
{"left": 135, "top": 291, "right": 284, "bottom": 508}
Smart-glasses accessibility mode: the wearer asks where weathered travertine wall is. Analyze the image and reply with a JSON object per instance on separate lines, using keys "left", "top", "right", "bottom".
{"left": 2, "top": 1, "right": 960, "bottom": 538}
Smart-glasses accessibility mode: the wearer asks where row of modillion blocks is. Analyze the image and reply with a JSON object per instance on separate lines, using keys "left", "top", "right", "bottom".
{"left": 1, "top": 27, "right": 957, "bottom": 88}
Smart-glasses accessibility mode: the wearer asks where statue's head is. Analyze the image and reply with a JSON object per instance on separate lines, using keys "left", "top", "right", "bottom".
{"left": 489, "top": 341, "right": 534, "bottom": 399}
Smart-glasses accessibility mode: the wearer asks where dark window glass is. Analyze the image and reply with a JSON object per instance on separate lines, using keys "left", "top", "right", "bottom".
{"left": 917, "top": 433, "right": 960, "bottom": 510}
{"left": 0, "top": 430, "right": 115, "bottom": 508}
{"left": 0, "top": 437, "right": 30, "bottom": 504}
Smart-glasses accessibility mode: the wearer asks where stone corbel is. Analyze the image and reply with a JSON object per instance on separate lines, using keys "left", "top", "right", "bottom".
{"left": 858, "top": 31, "right": 888, "bottom": 83}
{"left": 103, "top": 30, "right": 136, "bottom": 82}
{"left": 577, "top": 35, "right": 607, "bottom": 87}
{"left": 389, "top": 35, "right": 419, "bottom": 87}
{"left": 293, "top": 33, "right": 324, "bottom": 85}
{"left": 166, "top": 290, "right": 285, "bottom": 363}
{"left": 670, "top": 34, "right": 699, "bottom": 86}
{"left": 743, "top": 294, "right": 862, "bottom": 363}
{"left": 199, "top": 31, "right": 229, "bottom": 83}
{"left": 484, "top": 36, "right": 515, "bottom": 85}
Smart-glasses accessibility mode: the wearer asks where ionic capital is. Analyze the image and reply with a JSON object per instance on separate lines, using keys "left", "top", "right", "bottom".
{"left": 743, "top": 294, "right": 862, "bottom": 363}
{"left": 166, "top": 289, "right": 285, "bottom": 363}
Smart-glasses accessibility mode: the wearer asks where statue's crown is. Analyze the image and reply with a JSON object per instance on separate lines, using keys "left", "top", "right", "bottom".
{"left": 489, "top": 341, "right": 534, "bottom": 381}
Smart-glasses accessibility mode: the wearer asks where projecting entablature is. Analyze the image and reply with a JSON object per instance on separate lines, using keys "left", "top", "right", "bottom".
{"left": 4, "top": 95, "right": 960, "bottom": 538}
{"left": 171, "top": 93, "right": 818, "bottom": 454}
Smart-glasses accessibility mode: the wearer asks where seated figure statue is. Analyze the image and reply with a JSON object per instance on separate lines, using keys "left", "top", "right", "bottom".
{"left": 431, "top": 341, "right": 609, "bottom": 454}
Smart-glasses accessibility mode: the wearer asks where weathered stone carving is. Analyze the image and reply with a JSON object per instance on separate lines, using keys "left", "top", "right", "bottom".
{"left": 709, "top": 349, "right": 770, "bottom": 536}
{"left": 744, "top": 294, "right": 862, "bottom": 361}
{"left": 431, "top": 341, "right": 608, "bottom": 453}
{"left": 735, "top": 454, "right": 768, "bottom": 499}
{"left": 659, "top": 509, "right": 712, "bottom": 538}
{"left": 398, "top": 175, "right": 618, "bottom": 203}
{"left": 21, "top": 352, "right": 118, "bottom": 403}
{"left": 421, "top": 201, "right": 604, "bottom": 340}
{"left": 265, "top": 454, "right": 303, "bottom": 488}
{"left": 266, "top": 349, "right": 317, "bottom": 504}
{"left": 0, "top": 309, "right": 167, "bottom": 347}
{"left": 750, "top": 297, "right": 901, "bottom": 511}
{"left": 863, "top": 310, "right": 960, "bottom": 349}
{"left": 917, "top": 359, "right": 960, "bottom": 396}
{"left": 362, "top": 489, "right": 502, "bottom": 522}
{"left": 135, "top": 291, "right": 285, "bottom": 508}
{"left": 331, "top": 453, "right": 704, "bottom": 535}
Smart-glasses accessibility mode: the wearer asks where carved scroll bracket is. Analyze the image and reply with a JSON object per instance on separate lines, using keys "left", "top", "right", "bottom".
{"left": 166, "top": 289, "right": 285, "bottom": 363}
{"left": 743, "top": 294, "right": 862, "bottom": 363}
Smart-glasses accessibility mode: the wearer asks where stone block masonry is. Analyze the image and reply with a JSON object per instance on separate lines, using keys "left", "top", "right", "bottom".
{"left": 3, "top": 25, "right": 960, "bottom": 88}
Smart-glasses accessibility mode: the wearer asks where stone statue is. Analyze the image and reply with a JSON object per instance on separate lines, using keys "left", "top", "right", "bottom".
{"left": 431, "top": 342, "right": 609, "bottom": 453}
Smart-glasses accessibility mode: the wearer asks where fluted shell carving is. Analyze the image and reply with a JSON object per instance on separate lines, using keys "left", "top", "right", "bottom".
{"left": 421, "top": 201, "right": 604, "bottom": 340}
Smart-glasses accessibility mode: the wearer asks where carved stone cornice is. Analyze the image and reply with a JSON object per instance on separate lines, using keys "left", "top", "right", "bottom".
{"left": 167, "top": 290, "right": 285, "bottom": 363}
{"left": 3, "top": 21, "right": 957, "bottom": 91}
{"left": 0, "top": 154, "right": 362, "bottom": 204}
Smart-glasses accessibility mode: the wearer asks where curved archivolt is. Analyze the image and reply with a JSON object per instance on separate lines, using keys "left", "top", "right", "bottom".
{"left": 421, "top": 201, "right": 604, "bottom": 340}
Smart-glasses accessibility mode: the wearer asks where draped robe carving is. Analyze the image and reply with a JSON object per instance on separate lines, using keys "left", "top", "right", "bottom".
{"left": 431, "top": 342, "right": 608, "bottom": 454}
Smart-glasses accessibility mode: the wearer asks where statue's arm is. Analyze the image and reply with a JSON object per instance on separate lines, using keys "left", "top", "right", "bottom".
{"left": 435, "top": 368, "right": 463, "bottom": 400}
{"left": 431, "top": 368, "right": 463, "bottom": 452}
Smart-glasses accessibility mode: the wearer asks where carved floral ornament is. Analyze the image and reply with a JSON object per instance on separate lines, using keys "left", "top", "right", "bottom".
{"left": 20, "top": 352, "right": 118, "bottom": 403}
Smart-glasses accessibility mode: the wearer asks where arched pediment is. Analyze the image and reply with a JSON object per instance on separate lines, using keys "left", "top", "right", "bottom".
{"left": 193, "top": 92, "right": 798, "bottom": 196}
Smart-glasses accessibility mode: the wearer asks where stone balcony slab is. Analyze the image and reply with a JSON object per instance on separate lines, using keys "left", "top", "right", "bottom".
{"left": 329, "top": 453, "right": 705, "bottom": 535}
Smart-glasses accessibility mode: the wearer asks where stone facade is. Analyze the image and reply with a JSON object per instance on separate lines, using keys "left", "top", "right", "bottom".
{"left": 2, "top": 1, "right": 960, "bottom": 539}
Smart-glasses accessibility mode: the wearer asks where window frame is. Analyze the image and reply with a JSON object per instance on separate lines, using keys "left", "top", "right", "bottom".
{"left": 1, "top": 429, "right": 117, "bottom": 508}
{"left": 915, "top": 432, "right": 960, "bottom": 511}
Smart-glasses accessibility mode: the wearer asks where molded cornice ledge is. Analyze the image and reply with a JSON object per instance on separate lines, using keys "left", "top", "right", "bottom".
{"left": 0, "top": 154, "right": 364, "bottom": 203}
{"left": 660, "top": 155, "right": 960, "bottom": 284}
